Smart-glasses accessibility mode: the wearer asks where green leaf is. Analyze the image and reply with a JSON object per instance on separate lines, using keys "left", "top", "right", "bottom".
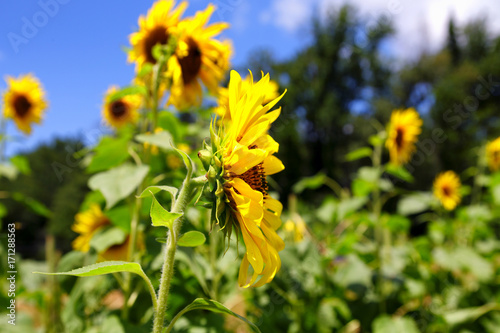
{"left": 0, "top": 163, "right": 18, "bottom": 180}
{"left": 369, "top": 132, "right": 386, "bottom": 147}
{"left": 101, "top": 315, "right": 125, "bottom": 333}
{"left": 345, "top": 147, "right": 372, "bottom": 161}
{"left": 165, "top": 298, "right": 261, "bottom": 333}
{"left": 135, "top": 131, "right": 174, "bottom": 151}
{"left": 150, "top": 192, "right": 182, "bottom": 228}
{"left": 397, "top": 192, "right": 433, "bottom": 216}
{"left": 174, "top": 145, "right": 194, "bottom": 179}
{"left": 385, "top": 164, "right": 414, "bottom": 183}
{"left": 87, "top": 137, "right": 130, "bottom": 173}
{"left": 373, "top": 315, "right": 419, "bottom": 333}
{"left": 34, "top": 261, "right": 145, "bottom": 277}
{"left": 105, "top": 205, "right": 131, "bottom": 232}
{"left": 88, "top": 163, "right": 150, "bottom": 209}
{"left": 293, "top": 173, "right": 326, "bottom": 193}
{"left": 10, "top": 155, "right": 31, "bottom": 175}
{"left": 90, "top": 227, "right": 127, "bottom": 253}
{"left": 178, "top": 231, "right": 206, "bottom": 247}
{"left": 443, "top": 304, "right": 500, "bottom": 327}
{"left": 108, "top": 85, "right": 147, "bottom": 103}
{"left": 137, "top": 185, "right": 178, "bottom": 202}
{"left": 11, "top": 192, "right": 52, "bottom": 217}
{"left": 158, "top": 111, "right": 183, "bottom": 141}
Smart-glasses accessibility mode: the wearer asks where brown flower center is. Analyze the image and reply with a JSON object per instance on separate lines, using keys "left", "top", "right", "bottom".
{"left": 178, "top": 38, "right": 202, "bottom": 85}
{"left": 395, "top": 127, "right": 404, "bottom": 149}
{"left": 237, "top": 163, "right": 268, "bottom": 195}
{"left": 442, "top": 185, "right": 451, "bottom": 197}
{"left": 144, "top": 27, "right": 169, "bottom": 64}
{"left": 110, "top": 100, "right": 128, "bottom": 119}
{"left": 13, "top": 94, "right": 32, "bottom": 118}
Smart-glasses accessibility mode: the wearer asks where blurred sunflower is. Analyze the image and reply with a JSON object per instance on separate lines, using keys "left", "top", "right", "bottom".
{"left": 2, "top": 74, "right": 48, "bottom": 135}
{"left": 215, "top": 75, "right": 280, "bottom": 121}
{"left": 167, "top": 4, "right": 231, "bottom": 109}
{"left": 433, "top": 171, "right": 461, "bottom": 210}
{"left": 486, "top": 137, "right": 500, "bottom": 171}
{"left": 385, "top": 108, "right": 422, "bottom": 166}
{"left": 128, "top": 0, "right": 187, "bottom": 71}
{"left": 72, "top": 204, "right": 111, "bottom": 252}
{"left": 102, "top": 86, "right": 142, "bottom": 128}
{"left": 202, "top": 70, "right": 286, "bottom": 288}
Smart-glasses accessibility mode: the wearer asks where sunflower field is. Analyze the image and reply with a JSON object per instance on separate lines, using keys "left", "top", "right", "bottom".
{"left": 1, "top": 1, "right": 500, "bottom": 333}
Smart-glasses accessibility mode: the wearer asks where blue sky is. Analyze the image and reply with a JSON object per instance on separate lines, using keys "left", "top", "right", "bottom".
{"left": 0, "top": 0, "right": 311, "bottom": 155}
{"left": 1, "top": 0, "right": 498, "bottom": 155}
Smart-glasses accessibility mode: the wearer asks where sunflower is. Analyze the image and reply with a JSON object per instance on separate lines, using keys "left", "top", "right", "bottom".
{"left": 2, "top": 74, "right": 48, "bottom": 135}
{"left": 385, "top": 108, "right": 422, "bottom": 166}
{"left": 216, "top": 75, "right": 280, "bottom": 121}
{"left": 486, "top": 137, "right": 500, "bottom": 171}
{"left": 433, "top": 171, "right": 461, "bottom": 210}
{"left": 102, "top": 86, "right": 142, "bottom": 129}
{"left": 128, "top": 0, "right": 187, "bottom": 71}
{"left": 167, "top": 4, "right": 231, "bottom": 110}
{"left": 200, "top": 70, "right": 286, "bottom": 288}
{"left": 72, "top": 204, "right": 111, "bottom": 252}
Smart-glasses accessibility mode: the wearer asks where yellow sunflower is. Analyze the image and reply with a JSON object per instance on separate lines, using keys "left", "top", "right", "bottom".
{"left": 216, "top": 75, "right": 280, "bottom": 121}
{"left": 2, "top": 74, "right": 48, "bottom": 135}
{"left": 128, "top": 0, "right": 187, "bottom": 71}
{"left": 385, "top": 108, "right": 422, "bottom": 166}
{"left": 433, "top": 171, "right": 461, "bottom": 210}
{"left": 486, "top": 137, "right": 500, "bottom": 171}
{"left": 102, "top": 86, "right": 142, "bottom": 129}
{"left": 72, "top": 204, "right": 111, "bottom": 252}
{"left": 167, "top": 4, "right": 231, "bottom": 110}
{"left": 200, "top": 70, "right": 286, "bottom": 288}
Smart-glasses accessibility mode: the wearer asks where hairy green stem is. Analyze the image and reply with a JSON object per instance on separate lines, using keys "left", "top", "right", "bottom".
{"left": 152, "top": 176, "right": 206, "bottom": 333}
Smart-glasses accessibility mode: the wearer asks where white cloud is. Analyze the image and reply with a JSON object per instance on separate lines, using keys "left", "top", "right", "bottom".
{"left": 264, "top": 0, "right": 500, "bottom": 59}
{"left": 260, "top": 0, "right": 312, "bottom": 32}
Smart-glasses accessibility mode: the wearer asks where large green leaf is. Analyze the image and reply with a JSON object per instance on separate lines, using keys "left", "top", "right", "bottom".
{"left": 10, "top": 155, "right": 31, "bottom": 175}
{"left": 385, "top": 164, "right": 414, "bottom": 183}
{"left": 397, "top": 192, "right": 433, "bottom": 216}
{"left": 165, "top": 298, "right": 261, "bottom": 333}
{"left": 373, "top": 315, "right": 419, "bottom": 333}
{"left": 135, "top": 131, "right": 174, "bottom": 151}
{"left": 88, "top": 163, "right": 149, "bottom": 209}
{"left": 345, "top": 147, "right": 372, "bottom": 161}
{"left": 443, "top": 304, "right": 500, "bottom": 327}
{"left": 178, "top": 231, "right": 206, "bottom": 247}
{"left": 293, "top": 173, "right": 326, "bottom": 193}
{"left": 34, "top": 261, "right": 145, "bottom": 277}
{"left": 87, "top": 137, "right": 130, "bottom": 173}
{"left": 150, "top": 192, "right": 182, "bottom": 228}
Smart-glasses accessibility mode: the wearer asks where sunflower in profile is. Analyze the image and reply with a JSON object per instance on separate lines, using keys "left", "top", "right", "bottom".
{"left": 486, "top": 137, "right": 500, "bottom": 171}
{"left": 385, "top": 108, "right": 422, "bottom": 166}
{"left": 128, "top": 0, "right": 187, "bottom": 71}
{"left": 2, "top": 74, "right": 48, "bottom": 135}
{"left": 72, "top": 204, "right": 111, "bottom": 252}
{"left": 167, "top": 4, "right": 231, "bottom": 110}
{"left": 433, "top": 171, "right": 461, "bottom": 210}
{"left": 215, "top": 75, "right": 280, "bottom": 121}
{"left": 200, "top": 70, "right": 286, "bottom": 288}
{"left": 102, "top": 86, "right": 141, "bottom": 129}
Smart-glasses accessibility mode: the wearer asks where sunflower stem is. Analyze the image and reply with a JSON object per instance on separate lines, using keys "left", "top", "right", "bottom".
{"left": 372, "top": 140, "right": 386, "bottom": 315}
{"left": 152, "top": 176, "right": 206, "bottom": 333}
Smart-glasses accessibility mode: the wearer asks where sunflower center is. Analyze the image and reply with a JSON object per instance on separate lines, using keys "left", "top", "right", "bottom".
{"left": 110, "top": 100, "right": 127, "bottom": 118}
{"left": 237, "top": 163, "right": 268, "bottom": 195}
{"left": 13, "top": 94, "right": 32, "bottom": 118}
{"left": 144, "top": 27, "right": 169, "bottom": 64}
{"left": 442, "top": 185, "right": 451, "bottom": 197}
{"left": 395, "top": 127, "right": 404, "bottom": 149}
{"left": 178, "top": 38, "right": 202, "bottom": 85}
